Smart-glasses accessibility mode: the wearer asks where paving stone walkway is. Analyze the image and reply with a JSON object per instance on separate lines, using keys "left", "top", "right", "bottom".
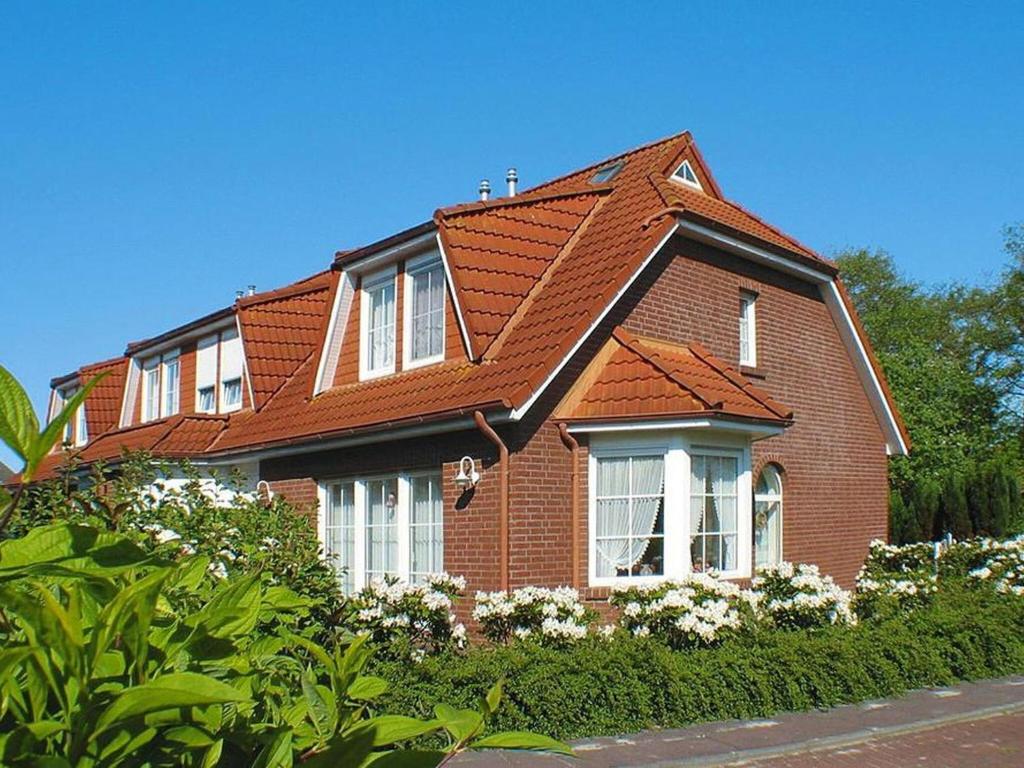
{"left": 454, "top": 676, "right": 1024, "bottom": 767}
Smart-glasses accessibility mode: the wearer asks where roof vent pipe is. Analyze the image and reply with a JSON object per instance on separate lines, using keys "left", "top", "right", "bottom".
{"left": 506, "top": 167, "right": 518, "bottom": 197}
{"left": 235, "top": 290, "right": 244, "bottom": 301}
{"left": 247, "top": 284, "right": 256, "bottom": 296}
{"left": 478, "top": 179, "right": 491, "bottom": 201}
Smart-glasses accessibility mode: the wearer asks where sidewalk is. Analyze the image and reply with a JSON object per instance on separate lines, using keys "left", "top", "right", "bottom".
{"left": 455, "top": 675, "right": 1024, "bottom": 767}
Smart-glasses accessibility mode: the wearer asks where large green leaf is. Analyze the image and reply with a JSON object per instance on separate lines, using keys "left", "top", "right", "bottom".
{"left": 251, "top": 728, "right": 293, "bottom": 768}
{"left": 350, "top": 716, "right": 443, "bottom": 747}
{"left": 432, "top": 704, "right": 482, "bottom": 743}
{"left": 0, "top": 523, "right": 151, "bottom": 577}
{"left": 347, "top": 675, "right": 388, "bottom": 701}
{"left": 92, "top": 672, "right": 248, "bottom": 736}
{"left": 190, "top": 573, "right": 262, "bottom": 639}
{"left": 0, "top": 364, "right": 39, "bottom": 465}
{"left": 470, "top": 731, "right": 574, "bottom": 755}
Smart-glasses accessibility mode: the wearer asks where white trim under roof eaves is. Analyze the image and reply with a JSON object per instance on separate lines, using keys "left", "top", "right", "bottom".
{"left": 435, "top": 232, "right": 475, "bottom": 361}
{"left": 568, "top": 418, "right": 785, "bottom": 439}
{"left": 509, "top": 223, "right": 681, "bottom": 421}
{"left": 822, "top": 281, "right": 909, "bottom": 456}
{"left": 344, "top": 231, "right": 437, "bottom": 276}
{"left": 313, "top": 272, "right": 350, "bottom": 395}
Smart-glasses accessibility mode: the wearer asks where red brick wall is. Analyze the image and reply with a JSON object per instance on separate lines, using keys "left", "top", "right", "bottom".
{"left": 260, "top": 234, "right": 890, "bottom": 594}
{"left": 617, "top": 238, "right": 889, "bottom": 585}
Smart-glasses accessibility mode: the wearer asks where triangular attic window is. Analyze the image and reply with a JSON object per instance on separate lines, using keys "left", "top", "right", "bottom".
{"left": 671, "top": 159, "right": 702, "bottom": 191}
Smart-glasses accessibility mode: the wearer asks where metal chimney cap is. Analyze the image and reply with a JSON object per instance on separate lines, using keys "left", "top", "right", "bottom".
{"left": 479, "top": 179, "right": 491, "bottom": 201}
{"left": 247, "top": 284, "right": 256, "bottom": 296}
{"left": 506, "top": 167, "right": 518, "bottom": 182}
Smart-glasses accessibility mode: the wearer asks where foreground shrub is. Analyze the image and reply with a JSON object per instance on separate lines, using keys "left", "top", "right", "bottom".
{"left": 610, "top": 573, "right": 756, "bottom": 648}
{"left": 752, "top": 562, "right": 855, "bottom": 629}
{"left": 345, "top": 573, "right": 468, "bottom": 658}
{"left": 375, "top": 586, "right": 1024, "bottom": 741}
{"left": 854, "top": 539, "right": 938, "bottom": 619}
{"left": 472, "top": 586, "right": 591, "bottom": 645}
{"left": 968, "top": 539, "right": 1024, "bottom": 596}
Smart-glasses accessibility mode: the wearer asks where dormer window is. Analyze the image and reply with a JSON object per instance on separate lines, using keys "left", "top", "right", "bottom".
{"left": 141, "top": 350, "right": 180, "bottom": 423}
{"left": 404, "top": 253, "right": 445, "bottom": 368}
{"left": 360, "top": 266, "right": 397, "bottom": 379}
{"left": 739, "top": 291, "right": 757, "bottom": 367}
{"left": 196, "top": 327, "right": 244, "bottom": 414}
{"left": 671, "top": 159, "right": 702, "bottom": 191}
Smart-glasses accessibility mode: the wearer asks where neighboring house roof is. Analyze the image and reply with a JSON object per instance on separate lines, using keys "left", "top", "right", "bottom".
{"left": 29, "top": 129, "right": 908, "bottom": 478}
{"left": 554, "top": 328, "right": 792, "bottom": 425}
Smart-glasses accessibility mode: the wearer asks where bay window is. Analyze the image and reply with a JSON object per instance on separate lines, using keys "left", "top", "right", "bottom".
{"left": 320, "top": 472, "right": 444, "bottom": 593}
{"left": 360, "top": 267, "right": 397, "bottom": 378}
{"left": 588, "top": 435, "right": 751, "bottom": 586}
{"left": 404, "top": 254, "right": 445, "bottom": 366}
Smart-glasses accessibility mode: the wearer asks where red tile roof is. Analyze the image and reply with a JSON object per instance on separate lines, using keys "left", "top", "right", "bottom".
{"left": 237, "top": 270, "right": 334, "bottom": 408}
{"left": 554, "top": 328, "right": 792, "bottom": 424}
{"left": 78, "top": 357, "right": 129, "bottom": 438}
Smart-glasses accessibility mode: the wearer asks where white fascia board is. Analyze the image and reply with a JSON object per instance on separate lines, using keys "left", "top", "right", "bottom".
{"left": 567, "top": 418, "right": 785, "bottom": 439}
{"left": 435, "top": 232, "right": 475, "bottom": 360}
{"left": 313, "top": 272, "right": 348, "bottom": 395}
{"left": 674, "top": 219, "right": 832, "bottom": 285}
{"left": 509, "top": 222, "right": 681, "bottom": 421}
{"left": 821, "top": 281, "right": 909, "bottom": 456}
{"left": 235, "top": 314, "right": 257, "bottom": 410}
{"left": 130, "top": 317, "right": 237, "bottom": 360}
{"left": 344, "top": 231, "right": 437, "bottom": 276}
{"left": 119, "top": 358, "right": 141, "bottom": 428}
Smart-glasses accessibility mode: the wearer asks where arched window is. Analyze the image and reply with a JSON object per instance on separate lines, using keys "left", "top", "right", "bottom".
{"left": 754, "top": 465, "right": 783, "bottom": 569}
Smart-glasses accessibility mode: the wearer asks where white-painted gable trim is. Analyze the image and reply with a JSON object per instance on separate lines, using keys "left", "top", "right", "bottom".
{"left": 119, "top": 358, "right": 141, "bottom": 427}
{"left": 313, "top": 272, "right": 354, "bottom": 395}
{"left": 235, "top": 313, "right": 256, "bottom": 410}
{"left": 509, "top": 222, "right": 681, "bottom": 421}
{"left": 435, "top": 232, "right": 475, "bottom": 361}
{"left": 821, "top": 281, "right": 909, "bottom": 456}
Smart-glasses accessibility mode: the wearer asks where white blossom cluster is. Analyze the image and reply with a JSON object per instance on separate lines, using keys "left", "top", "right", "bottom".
{"left": 472, "top": 586, "right": 590, "bottom": 645}
{"left": 610, "top": 573, "right": 755, "bottom": 648}
{"left": 752, "top": 562, "right": 855, "bottom": 629}
{"left": 966, "top": 538, "right": 1024, "bottom": 596}
{"left": 347, "top": 574, "right": 467, "bottom": 655}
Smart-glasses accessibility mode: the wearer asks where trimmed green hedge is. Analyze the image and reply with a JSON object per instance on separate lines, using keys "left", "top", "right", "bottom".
{"left": 373, "top": 588, "right": 1024, "bottom": 740}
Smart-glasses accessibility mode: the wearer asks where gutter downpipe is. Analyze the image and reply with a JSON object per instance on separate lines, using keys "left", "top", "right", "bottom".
{"left": 474, "top": 411, "right": 510, "bottom": 592}
{"left": 557, "top": 422, "right": 581, "bottom": 589}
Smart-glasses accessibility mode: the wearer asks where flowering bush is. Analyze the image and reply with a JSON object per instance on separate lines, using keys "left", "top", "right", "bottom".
{"left": 752, "top": 562, "right": 855, "bottom": 629}
{"left": 346, "top": 573, "right": 468, "bottom": 657}
{"left": 609, "top": 573, "right": 756, "bottom": 648}
{"left": 966, "top": 538, "right": 1024, "bottom": 596}
{"left": 853, "top": 540, "right": 938, "bottom": 619}
{"left": 472, "top": 586, "right": 592, "bottom": 646}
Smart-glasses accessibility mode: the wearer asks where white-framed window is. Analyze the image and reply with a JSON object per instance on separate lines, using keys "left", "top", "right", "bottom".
{"left": 588, "top": 433, "right": 751, "bottom": 586}
{"left": 360, "top": 266, "right": 397, "bottom": 379}
{"left": 141, "top": 350, "right": 180, "bottom": 422}
{"left": 55, "top": 386, "right": 87, "bottom": 446}
{"left": 195, "top": 327, "right": 245, "bottom": 414}
{"left": 219, "top": 327, "right": 244, "bottom": 412}
{"left": 403, "top": 253, "right": 446, "bottom": 367}
{"left": 739, "top": 291, "right": 757, "bottom": 367}
{"left": 671, "top": 159, "right": 703, "bottom": 191}
{"left": 74, "top": 391, "right": 88, "bottom": 446}
{"left": 754, "top": 464, "right": 783, "bottom": 569}
{"left": 319, "top": 471, "right": 444, "bottom": 593}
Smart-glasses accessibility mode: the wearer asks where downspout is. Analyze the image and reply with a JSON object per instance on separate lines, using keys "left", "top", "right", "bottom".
{"left": 473, "top": 411, "right": 510, "bottom": 591}
{"left": 557, "top": 423, "right": 581, "bottom": 589}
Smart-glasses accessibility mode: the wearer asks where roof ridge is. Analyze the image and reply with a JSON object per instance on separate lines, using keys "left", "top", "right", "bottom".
{"left": 686, "top": 341, "right": 793, "bottom": 419}
{"left": 718, "top": 198, "right": 826, "bottom": 263}
{"left": 436, "top": 186, "right": 609, "bottom": 219}
{"left": 482, "top": 193, "right": 608, "bottom": 360}
{"left": 237, "top": 270, "right": 332, "bottom": 308}
{"left": 519, "top": 130, "right": 693, "bottom": 196}
{"left": 613, "top": 329, "right": 723, "bottom": 411}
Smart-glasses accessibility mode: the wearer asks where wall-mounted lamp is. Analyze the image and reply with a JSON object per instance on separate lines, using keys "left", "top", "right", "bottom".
{"left": 455, "top": 456, "right": 480, "bottom": 490}
{"left": 256, "top": 480, "right": 274, "bottom": 505}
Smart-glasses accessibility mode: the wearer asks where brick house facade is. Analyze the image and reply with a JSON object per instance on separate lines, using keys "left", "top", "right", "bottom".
{"left": 29, "top": 131, "right": 908, "bottom": 597}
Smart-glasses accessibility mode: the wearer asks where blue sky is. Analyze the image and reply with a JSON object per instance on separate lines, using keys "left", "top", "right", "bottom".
{"left": 1, "top": 1, "right": 1022, "bottom": 469}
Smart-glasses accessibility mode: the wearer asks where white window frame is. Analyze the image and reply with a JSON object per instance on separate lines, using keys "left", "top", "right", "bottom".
{"left": 754, "top": 465, "right": 784, "bottom": 570}
{"left": 671, "top": 159, "right": 703, "bottom": 191}
{"left": 739, "top": 291, "right": 757, "bottom": 368}
{"left": 73, "top": 391, "right": 88, "bottom": 446}
{"left": 402, "top": 252, "right": 446, "bottom": 369}
{"left": 359, "top": 265, "right": 398, "bottom": 380}
{"left": 588, "top": 431, "right": 751, "bottom": 587}
{"left": 318, "top": 469, "right": 443, "bottom": 593}
{"left": 140, "top": 349, "right": 180, "bottom": 423}
{"left": 195, "top": 333, "right": 219, "bottom": 414}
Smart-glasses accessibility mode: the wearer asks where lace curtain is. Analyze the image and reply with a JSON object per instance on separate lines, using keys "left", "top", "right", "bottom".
{"left": 596, "top": 456, "right": 664, "bottom": 576}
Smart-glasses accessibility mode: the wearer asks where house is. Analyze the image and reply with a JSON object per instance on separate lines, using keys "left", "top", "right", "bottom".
{"left": 26, "top": 131, "right": 909, "bottom": 594}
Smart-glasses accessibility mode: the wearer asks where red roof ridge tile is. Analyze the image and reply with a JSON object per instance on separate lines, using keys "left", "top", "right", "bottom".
{"left": 436, "top": 186, "right": 610, "bottom": 219}
{"left": 519, "top": 130, "right": 693, "bottom": 197}
{"left": 237, "top": 270, "right": 332, "bottom": 308}
{"left": 718, "top": 197, "right": 831, "bottom": 265}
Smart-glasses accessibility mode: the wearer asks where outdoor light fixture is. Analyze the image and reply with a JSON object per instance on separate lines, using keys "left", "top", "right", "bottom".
{"left": 454, "top": 456, "right": 480, "bottom": 490}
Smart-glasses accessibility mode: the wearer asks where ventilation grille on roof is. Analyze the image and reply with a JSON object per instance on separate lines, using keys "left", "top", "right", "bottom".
{"left": 590, "top": 160, "right": 625, "bottom": 184}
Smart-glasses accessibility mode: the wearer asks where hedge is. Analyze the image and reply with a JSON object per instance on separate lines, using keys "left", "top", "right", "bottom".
{"left": 372, "top": 587, "right": 1024, "bottom": 740}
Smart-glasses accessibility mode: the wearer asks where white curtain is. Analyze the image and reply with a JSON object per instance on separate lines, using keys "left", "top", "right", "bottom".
{"left": 410, "top": 475, "right": 442, "bottom": 582}
{"left": 596, "top": 456, "right": 664, "bottom": 576}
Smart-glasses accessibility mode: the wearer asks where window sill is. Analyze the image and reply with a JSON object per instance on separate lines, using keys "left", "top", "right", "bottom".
{"left": 739, "top": 365, "right": 765, "bottom": 380}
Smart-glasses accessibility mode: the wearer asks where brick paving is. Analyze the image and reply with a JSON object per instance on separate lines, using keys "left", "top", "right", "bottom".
{"left": 454, "top": 676, "right": 1024, "bottom": 767}
{"left": 734, "top": 711, "right": 1024, "bottom": 767}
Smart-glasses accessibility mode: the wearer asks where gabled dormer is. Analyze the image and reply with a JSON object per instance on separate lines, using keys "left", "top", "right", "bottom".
{"left": 47, "top": 356, "right": 129, "bottom": 451}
